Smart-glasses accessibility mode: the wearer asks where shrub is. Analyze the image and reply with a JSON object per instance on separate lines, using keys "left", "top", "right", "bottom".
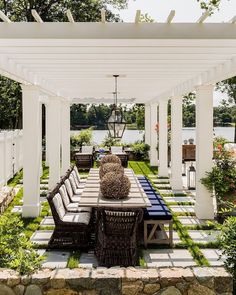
{"left": 100, "top": 154, "right": 121, "bottom": 166}
{"left": 219, "top": 217, "right": 236, "bottom": 289}
{"left": 102, "top": 133, "right": 120, "bottom": 147}
{"left": 0, "top": 214, "right": 43, "bottom": 274}
{"left": 99, "top": 163, "right": 124, "bottom": 179}
{"left": 131, "top": 142, "right": 150, "bottom": 160}
{"left": 70, "top": 128, "right": 93, "bottom": 149}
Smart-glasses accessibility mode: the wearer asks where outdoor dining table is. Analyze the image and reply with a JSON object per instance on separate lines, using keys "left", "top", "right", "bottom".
{"left": 78, "top": 168, "right": 151, "bottom": 208}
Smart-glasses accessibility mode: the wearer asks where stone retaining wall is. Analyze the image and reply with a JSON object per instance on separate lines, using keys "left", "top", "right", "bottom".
{"left": 0, "top": 267, "right": 233, "bottom": 295}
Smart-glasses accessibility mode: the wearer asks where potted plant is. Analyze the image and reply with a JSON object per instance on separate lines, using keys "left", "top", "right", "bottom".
{"left": 201, "top": 146, "right": 236, "bottom": 222}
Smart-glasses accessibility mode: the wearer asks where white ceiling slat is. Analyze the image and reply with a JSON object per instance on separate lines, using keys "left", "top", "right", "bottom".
{"left": 66, "top": 9, "right": 75, "bottom": 23}
{"left": 229, "top": 15, "right": 236, "bottom": 23}
{"left": 31, "top": 9, "right": 43, "bottom": 23}
{"left": 135, "top": 10, "right": 141, "bottom": 24}
{"left": 101, "top": 9, "right": 106, "bottom": 23}
{"left": 0, "top": 10, "right": 12, "bottom": 23}
{"left": 197, "top": 11, "right": 210, "bottom": 23}
{"left": 166, "top": 10, "right": 175, "bottom": 24}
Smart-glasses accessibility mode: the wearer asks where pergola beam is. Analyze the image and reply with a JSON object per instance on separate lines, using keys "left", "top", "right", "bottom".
{"left": 0, "top": 10, "right": 11, "bottom": 23}
{"left": 166, "top": 10, "right": 175, "bottom": 24}
{"left": 31, "top": 9, "right": 43, "bottom": 23}
{"left": 135, "top": 10, "right": 141, "bottom": 24}
{"left": 229, "top": 15, "right": 236, "bottom": 23}
{"left": 101, "top": 9, "right": 106, "bottom": 23}
{"left": 197, "top": 11, "right": 210, "bottom": 23}
{"left": 66, "top": 9, "right": 75, "bottom": 23}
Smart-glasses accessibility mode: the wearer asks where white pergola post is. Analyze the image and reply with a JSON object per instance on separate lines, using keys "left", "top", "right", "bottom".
{"left": 61, "top": 100, "right": 71, "bottom": 176}
{"left": 22, "top": 85, "right": 41, "bottom": 217}
{"left": 158, "top": 100, "right": 169, "bottom": 177}
{"left": 48, "top": 96, "right": 61, "bottom": 190}
{"left": 150, "top": 103, "right": 158, "bottom": 166}
{"left": 45, "top": 103, "right": 50, "bottom": 166}
{"left": 171, "top": 96, "right": 183, "bottom": 190}
{"left": 195, "top": 85, "right": 215, "bottom": 220}
{"left": 145, "top": 104, "right": 151, "bottom": 146}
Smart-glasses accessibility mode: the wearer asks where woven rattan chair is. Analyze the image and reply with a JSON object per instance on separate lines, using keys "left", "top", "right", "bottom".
{"left": 95, "top": 208, "right": 143, "bottom": 267}
{"left": 47, "top": 189, "right": 92, "bottom": 249}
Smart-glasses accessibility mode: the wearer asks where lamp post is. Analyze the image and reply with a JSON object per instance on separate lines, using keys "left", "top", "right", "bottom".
{"left": 187, "top": 162, "right": 196, "bottom": 190}
{"left": 107, "top": 75, "right": 126, "bottom": 139}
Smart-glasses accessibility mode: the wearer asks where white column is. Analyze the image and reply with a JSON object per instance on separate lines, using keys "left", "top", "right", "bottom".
{"left": 150, "top": 103, "right": 158, "bottom": 166}
{"left": 45, "top": 104, "right": 50, "bottom": 166}
{"left": 158, "top": 100, "right": 169, "bottom": 177}
{"left": 195, "top": 85, "right": 214, "bottom": 219}
{"left": 145, "top": 104, "right": 151, "bottom": 146}
{"left": 61, "top": 100, "right": 71, "bottom": 176}
{"left": 48, "top": 97, "right": 61, "bottom": 190}
{"left": 22, "top": 85, "right": 41, "bottom": 217}
{"left": 171, "top": 97, "right": 183, "bottom": 190}
{"left": 39, "top": 103, "right": 43, "bottom": 177}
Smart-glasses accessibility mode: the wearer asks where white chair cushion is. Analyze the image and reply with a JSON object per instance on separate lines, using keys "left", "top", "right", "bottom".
{"left": 111, "top": 146, "right": 123, "bottom": 154}
{"left": 53, "top": 193, "right": 66, "bottom": 220}
{"left": 71, "top": 195, "right": 81, "bottom": 202}
{"left": 62, "top": 212, "right": 91, "bottom": 225}
{"left": 59, "top": 184, "right": 70, "bottom": 207}
{"left": 81, "top": 146, "right": 93, "bottom": 154}
{"left": 73, "top": 166, "right": 81, "bottom": 182}
{"left": 71, "top": 171, "right": 85, "bottom": 189}
{"left": 69, "top": 175, "right": 83, "bottom": 195}
{"left": 64, "top": 179, "right": 74, "bottom": 199}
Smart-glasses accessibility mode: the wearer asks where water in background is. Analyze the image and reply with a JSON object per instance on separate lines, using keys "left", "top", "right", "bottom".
{"left": 71, "top": 127, "right": 235, "bottom": 145}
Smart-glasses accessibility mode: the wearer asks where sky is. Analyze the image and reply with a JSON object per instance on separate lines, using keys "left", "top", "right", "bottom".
{"left": 110, "top": 0, "right": 236, "bottom": 106}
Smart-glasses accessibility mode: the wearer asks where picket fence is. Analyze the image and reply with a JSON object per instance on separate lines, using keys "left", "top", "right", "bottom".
{"left": 0, "top": 130, "right": 23, "bottom": 186}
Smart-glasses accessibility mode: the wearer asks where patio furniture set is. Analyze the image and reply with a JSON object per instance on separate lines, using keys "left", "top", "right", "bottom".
{"left": 74, "top": 145, "right": 129, "bottom": 169}
{"left": 47, "top": 164, "right": 173, "bottom": 267}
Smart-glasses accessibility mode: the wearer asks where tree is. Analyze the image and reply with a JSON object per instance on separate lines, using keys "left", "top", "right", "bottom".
{"left": 197, "top": 0, "right": 230, "bottom": 14}
{"left": 216, "top": 77, "right": 236, "bottom": 143}
{"left": 182, "top": 92, "right": 196, "bottom": 128}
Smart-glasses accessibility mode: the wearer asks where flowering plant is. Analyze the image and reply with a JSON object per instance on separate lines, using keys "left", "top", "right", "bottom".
{"left": 201, "top": 146, "right": 236, "bottom": 213}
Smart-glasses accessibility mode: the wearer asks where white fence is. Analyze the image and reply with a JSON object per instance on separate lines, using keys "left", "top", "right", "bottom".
{"left": 0, "top": 130, "right": 23, "bottom": 187}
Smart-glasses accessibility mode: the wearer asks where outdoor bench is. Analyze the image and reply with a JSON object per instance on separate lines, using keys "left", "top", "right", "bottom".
{"left": 138, "top": 176, "right": 173, "bottom": 248}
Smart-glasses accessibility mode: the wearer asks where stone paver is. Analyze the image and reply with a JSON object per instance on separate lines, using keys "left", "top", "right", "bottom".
{"left": 178, "top": 216, "right": 206, "bottom": 226}
{"left": 144, "top": 249, "right": 197, "bottom": 267}
{"left": 40, "top": 216, "right": 55, "bottom": 227}
{"left": 200, "top": 249, "right": 225, "bottom": 266}
{"left": 164, "top": 196, "right": 195, "bottom": 203}
{"left": 170, "top": 205, "right": 195, "bottom": 213}
{"left": 188, "top": 230, "right": 220, "bottom": 244}
{"left": 30, "top": 230, "right": 52, "bottom": 245}
{"left": 152, "top": 179, "right": 170, "bottom": 184}
{"left": 38, "top": 249, "right": 70, "bottom": 268}
{"left": 79, "top": 251, "right": 98, "bottom": 268}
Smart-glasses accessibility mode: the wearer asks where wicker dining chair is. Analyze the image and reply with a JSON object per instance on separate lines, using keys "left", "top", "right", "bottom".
{"left": 95, "top": 208, "right": 143, "bottom": 267}
{"left": 47, "top": 189, "right": 92, "bottom": 249}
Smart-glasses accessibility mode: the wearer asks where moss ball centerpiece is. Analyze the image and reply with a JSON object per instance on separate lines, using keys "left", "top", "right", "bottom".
{"left": 100, "top": 154, "right": 121, "bottom": 166}
{"left": 99, "top": 162, "right": 124, "bottom": 179}
{"left": 100, "top": 172, "right": 131, "bottom": 200}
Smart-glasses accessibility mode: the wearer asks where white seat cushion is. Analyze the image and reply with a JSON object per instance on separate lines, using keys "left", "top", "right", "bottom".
{"left": 53, "top": 193, "right": 66, "bottom": 220}
{"left": 64, "top": 179, "right": 74, "bottom": 199}
{"left": 71, "top": 195, "right": 81, "bottom": 202}
{"left": 71, "top": 171, "right": 85, "bottom": 189}
{"left": 69, "top": 175, "right": 83, "bottom": 195}
{"left": 111, "top": 146, "right": 123, "bottom": 154}
{"left": 62, "top": 212, "right": 91, "bottom": 225}
{"left": 81, "top": 146, "right": 93, "bottom": 154}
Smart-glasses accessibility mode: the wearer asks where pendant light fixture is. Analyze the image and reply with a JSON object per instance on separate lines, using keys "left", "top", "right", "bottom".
{"left": 107, "top": 75, "right": 126, "bottom": 139}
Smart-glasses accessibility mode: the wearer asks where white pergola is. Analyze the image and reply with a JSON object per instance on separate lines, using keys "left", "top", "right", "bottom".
{"left": 0, "top": 10, "right": 236, "bottom": 219}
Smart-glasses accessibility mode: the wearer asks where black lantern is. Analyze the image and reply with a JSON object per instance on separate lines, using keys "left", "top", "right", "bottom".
{"left": 182, "top": 160, "right": 186, "bottom": 176}
{"left": 107, "top": 75, "right": 126, "bottom": 139}
{"left": 187, "top": 162, "right": 196, "bottom": 190}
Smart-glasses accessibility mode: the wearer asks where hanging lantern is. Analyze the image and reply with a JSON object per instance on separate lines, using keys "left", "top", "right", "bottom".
{"left": 187, "top": 162, "right": 196, "bottom": 190}
{"left": 107, "top": 75, "right": 126, "bottom": 139}
{"left": 182, "top": 160, "right": 186, "bottom": 176}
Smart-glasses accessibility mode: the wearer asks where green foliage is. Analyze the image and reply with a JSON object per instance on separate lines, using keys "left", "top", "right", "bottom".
{"left": 219, "top": 217, "right": 236, "bottom": 281}
{"left": 70, "top": 128, "right": 93, "bottom": 149}
{"left": 201, "top": 148, "right": 236, "bottom": 198}
{"left": 102, "top": 133, "right": 120, "bottom": 147}
{"left": 183, "top": 92, "right": 196, "bottom": 128}
{"left": 67, "top": 251, "right": 80, "bottom": 268}
{"left": 0, "top": 214, "right": 43, "bottom": 274}
{"left": 131, "top": 142, "right": 150, "bottom": 160}
{"left": 197, "top": 0, "right": 228, "bottom": 14}
{"left": 213, "top": 136, "right": 229, "bottom": 148}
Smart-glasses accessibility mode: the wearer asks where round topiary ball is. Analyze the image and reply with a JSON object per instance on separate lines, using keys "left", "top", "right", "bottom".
{"left": 100, "top": 154, "right": 121, "bottom": 166}
{"left": 100, "top": 172, "right": 131, "bottom": 200}
{"left": 99, "top": 162, "right": 124, "bottom": 179}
